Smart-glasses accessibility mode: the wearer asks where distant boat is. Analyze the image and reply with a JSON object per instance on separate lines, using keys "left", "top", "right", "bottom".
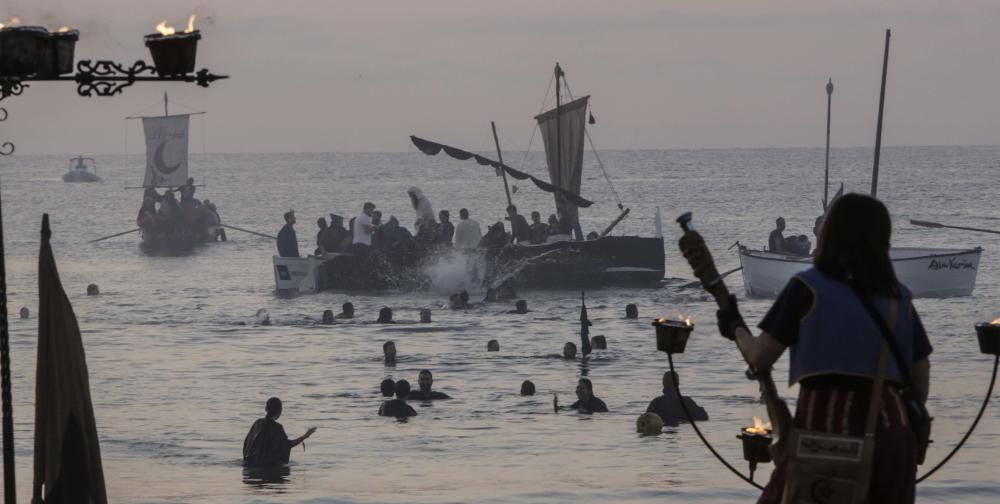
{"left": 132, "top": 93, "right": 223, "bottom": 250}
{"left": 62, "top": 156, "right": 101, "bottom": 183}
{"left": 739, "top": 246, "right": 982, "bottom": 298}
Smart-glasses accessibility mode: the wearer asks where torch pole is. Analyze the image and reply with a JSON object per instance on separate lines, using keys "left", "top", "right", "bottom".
{"left": 0, "top": 181, "right": 16, "bottom": 503}
{"left": 824, "top": 78, "right": 833, "bottom": 209}
{"left": 490, "top": 121, "right": 513, "bottom": 208}
{"left": 871, "top": 29, "right": 891, "bottom": 198}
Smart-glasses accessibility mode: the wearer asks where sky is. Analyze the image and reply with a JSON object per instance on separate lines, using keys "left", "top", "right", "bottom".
{"left": 2, "top": 0, "right": 1000, "bottom": 154}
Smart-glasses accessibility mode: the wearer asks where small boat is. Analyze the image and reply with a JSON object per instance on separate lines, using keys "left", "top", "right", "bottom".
{"left": 739, "top": 245, "right": 982, "bottom": 298}
{"left": 62, "top": 156, "right": 101, "bottom": 182}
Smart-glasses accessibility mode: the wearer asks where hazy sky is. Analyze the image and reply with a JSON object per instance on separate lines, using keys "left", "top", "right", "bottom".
{"left": 3, "top": 1, "right": 1000, "bottom": 154}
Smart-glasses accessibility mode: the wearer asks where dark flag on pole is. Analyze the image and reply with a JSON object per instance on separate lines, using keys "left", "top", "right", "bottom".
{"left": 33, "top": 215, "right": 107, "bottom": 504}
{"left": 580, "top": 292, "right": 592, "bottom": 357}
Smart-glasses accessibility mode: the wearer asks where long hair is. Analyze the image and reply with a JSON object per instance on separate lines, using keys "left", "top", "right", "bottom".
{"left": 814, "top": 193, "right": 900, "bottom": 297}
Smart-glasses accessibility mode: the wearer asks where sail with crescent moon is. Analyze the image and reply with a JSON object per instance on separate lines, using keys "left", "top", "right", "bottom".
{"left": 142, "top": 114, "right": 190, "bottom": 188}
{"left": 535, "top": 95, "right": 589, "bottom": 230}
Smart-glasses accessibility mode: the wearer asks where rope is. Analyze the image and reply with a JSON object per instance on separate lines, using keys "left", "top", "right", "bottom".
{"left": 916, "top": 354, "right": 998, "bottom": 483}
{"left": 518, "top": 72, "right": 554, "bottom": 172}
{"left": 668, "top": 352, "right": 765, "bottom": 490}
{"left": 561, "top": 78, "right": 624, "bottom": 208}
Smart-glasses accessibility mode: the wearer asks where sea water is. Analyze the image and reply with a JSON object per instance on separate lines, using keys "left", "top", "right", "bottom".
{"left": 1, "top": 146, "right": 998, "bottom": 503}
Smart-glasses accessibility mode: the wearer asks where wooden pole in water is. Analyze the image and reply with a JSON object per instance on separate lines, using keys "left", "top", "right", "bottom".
{"left": 871, "top": 29, "right": 891, "bottom": 198}
{"left": 490, "top": 122, "right": 513, "bottom": 208}
{"left": 824, "top": 79, "right": 833, "bottom": 209}
{"left": 0, "top": 181, "right": 16, "bottom": 503}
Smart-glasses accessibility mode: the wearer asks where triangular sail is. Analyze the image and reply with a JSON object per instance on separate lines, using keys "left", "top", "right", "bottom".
{"left": 535, "top": 95, "right": 589, "bottom": 229}
{"left": 142, "top": 114, "right": 190, "bottom": 188}
{"left": 33, "top": 215, "right": 107, "bottom": 504}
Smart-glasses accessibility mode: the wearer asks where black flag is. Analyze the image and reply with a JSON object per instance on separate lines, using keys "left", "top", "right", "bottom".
{"left": 580, "top": 292, "right": 592, "bottom": 356}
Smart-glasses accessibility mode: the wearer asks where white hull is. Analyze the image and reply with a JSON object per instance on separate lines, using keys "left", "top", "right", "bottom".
{"left": 273, "top": 256, "right": 315, "bottom": 294}
{"left": 738, "top": 246, "right": 982, "bottom": 298}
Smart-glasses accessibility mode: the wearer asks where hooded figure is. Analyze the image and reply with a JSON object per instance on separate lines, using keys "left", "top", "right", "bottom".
{"left": 407, "top": 187, "right": 436, "bottom": 235}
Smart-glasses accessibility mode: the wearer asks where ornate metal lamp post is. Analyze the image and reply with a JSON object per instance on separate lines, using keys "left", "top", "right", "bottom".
{"left": 0, "top": 19, "right": 227, "bottom": 503}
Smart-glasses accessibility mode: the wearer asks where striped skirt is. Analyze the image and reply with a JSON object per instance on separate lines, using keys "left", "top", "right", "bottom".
{"left": 757, "top": 384, "right": 917, "bottom": 504}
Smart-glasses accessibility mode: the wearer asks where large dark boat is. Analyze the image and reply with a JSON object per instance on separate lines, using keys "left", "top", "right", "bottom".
{"left": 273, "top": 64, "right": 664, "bottom": 293}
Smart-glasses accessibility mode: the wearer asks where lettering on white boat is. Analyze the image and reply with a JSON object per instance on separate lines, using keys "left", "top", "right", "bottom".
{"left": 927, "top": 257, "right": 976, "bottom": 271}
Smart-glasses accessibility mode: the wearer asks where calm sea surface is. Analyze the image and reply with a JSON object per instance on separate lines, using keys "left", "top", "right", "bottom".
{"left": 1, "top": 146, "right": 999, "bottom": 503}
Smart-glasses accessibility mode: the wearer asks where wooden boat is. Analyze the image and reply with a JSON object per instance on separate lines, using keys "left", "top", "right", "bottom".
{"left": 62, "top": 156, "right": 101, "bottom": 182}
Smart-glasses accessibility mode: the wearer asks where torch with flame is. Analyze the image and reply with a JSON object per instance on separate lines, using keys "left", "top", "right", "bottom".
{"left": 0, "top": 16, "right": 22, "bottom": 29}
{"left": 991, "top": 318, "right": 1000, "bottom": 325}
{"left": 155, "top": 15, "right": 196, "bottom": 36}
{"left": 745, "top": 416, "right": 772, "bottom": 435}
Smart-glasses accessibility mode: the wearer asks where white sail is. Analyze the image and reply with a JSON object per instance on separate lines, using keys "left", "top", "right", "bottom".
{"left": 142, "top": 114, "right": 190, "bottom": 188}
{"left": 535, "top": 95, "right": 589, "bottom": 227}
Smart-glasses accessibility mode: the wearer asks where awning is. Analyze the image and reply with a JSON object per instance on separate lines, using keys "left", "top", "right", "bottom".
{"left": 410, "top": 135, "right": 593, "bottom": 208}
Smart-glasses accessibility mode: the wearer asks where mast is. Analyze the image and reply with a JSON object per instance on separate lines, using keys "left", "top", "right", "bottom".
{"left": 824, "top": 78, "right": 833, "bottom": 209}
{"left": 490, "top": 122, "right": 513, "bottom": 207}
{"left": 871, "top": 29, "right": 890, "bottom": 198}
{"left": 555, "top": 63, "right": 562, "bottom": 211}
{"left": 164, "top": 92, "right": 168, "bottom": 116}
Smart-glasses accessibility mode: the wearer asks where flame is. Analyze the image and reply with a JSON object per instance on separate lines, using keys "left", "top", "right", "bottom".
{"left": 655, "top": 315, "right": 693, "bottom": 327}
{"left": 57, "top": 26, "right": 70, "bottom": 33}
{"left": 156, "top": 20, "right": 176, "bottom": 36}
{"left": 745, "top": 416, "right": 772, "bottom": 435}
{"left": 991, "top": 318, "right": 1000, "bottom": 325}
{"left": 184, "top": 14, "right": 196, "bottom": 33}
{"left": 0, "top": 16, "right": 22, "bottom": 29}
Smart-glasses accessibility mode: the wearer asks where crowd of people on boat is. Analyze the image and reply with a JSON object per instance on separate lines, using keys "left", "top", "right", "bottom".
{"left": 275, "top": 186, "right": 601, "bottom": 258}
{"left": 136, "top": 178, "right": 225, "bottom": 241}
{"left": 766, "top": 215, "right": 824, "bottom": 256}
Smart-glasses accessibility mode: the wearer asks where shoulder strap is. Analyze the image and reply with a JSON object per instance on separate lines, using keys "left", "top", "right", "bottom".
{"left": 864, "top": 300, "right": 897, "bottom": 438}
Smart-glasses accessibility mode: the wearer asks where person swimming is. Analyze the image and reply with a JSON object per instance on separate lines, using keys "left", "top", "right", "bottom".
{"left": 321, "top": 310, "right": 335, "bottom": 325}
{"left": 625, "top": 304, "right": 638, "bottom": 319}
{"left": 562, "top": 342, "right": 577, "bottom": 360}
{"left": 408, "top": 370, "right": 452, "bottom": 400}
{"left": 380, "top": 378, "right": 395, "bottom": 397}
{"left": 18, "top": 307, "right": 28, "bottom": 319}
{"left": 590, "top": 335, "right": 607, "bottom": 350}
{"left": 482, "top": 288, "right": 498, "bottom": 303}
{"left": 336, "top": 302, "right": 354, "bottom": 319}
{"left": 242, "top": 397, "right": 317, "bottom": 468}
{"left": 419, "top": 308, "right": 432, "bottom": 323}
{"left": 507, "top": 300, "right": 530, "bottom": 314}
{"left": 383, "top": 341, "right": 397, "bottom": 364}
{"left": 554, "top": 378, "right": 608, "bottom": 414}
{"left": 379, "top": 380, "right": 418, "bottom": 418}
{"left": 520, "top": 380, "right": 536, "bottom": 396}
{"left": 487, "top": 339, "right": 500, "bottom": 352}
{"left": 645, "top": 371, "right": 708, "bottom": 426}
{"left": 377, "top": 307, "right": 394, "bottom": 323}
{"left": 87, "top": 283, "right": 99, "bottom": 296}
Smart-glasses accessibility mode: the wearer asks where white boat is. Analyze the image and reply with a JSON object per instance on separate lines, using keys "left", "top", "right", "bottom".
{"left": 273, "top": 256, "right": 317, "bottom": 294}
{"left": 738, "top": 245, "right": 983, "bottom": 298}
{"left": 62, "top": 156, "right": 101, "bottom": 182}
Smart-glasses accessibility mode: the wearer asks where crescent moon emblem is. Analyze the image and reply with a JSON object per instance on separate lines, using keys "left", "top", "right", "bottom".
{"left": 154, "top": 141, "right": 183, "bottom": 174}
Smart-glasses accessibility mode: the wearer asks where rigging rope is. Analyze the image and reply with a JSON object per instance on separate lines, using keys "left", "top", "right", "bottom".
{"left": 562, "top": 78, "right": 624, "bottom": 208}
{"left": 519, "top": 72, "right": 554, "bottom": 172}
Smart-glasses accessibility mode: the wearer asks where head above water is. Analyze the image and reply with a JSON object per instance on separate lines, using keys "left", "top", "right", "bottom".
{"left": 417, "top": 369, "right": 433, "bottom": 392}
{"left": 321, "top": 310, "right": 334, "bottom": 324}
{"left": 514, "top": 300, "right": 528, "bottom": 313}
{"left": 265, "top": 397, "right": 282, "bottom": 419}
{"left": 520, "top": 380, "right": 535, "bottom": 396}
{"left": 18, "top": 307, "right": 28, "bottom": 319}
{"left": 487, "top": 339, "right": 500, "bottom": 352}
{"left": 341, "top": 302, "right": 354, "bottom": 317}
{"left": 383, "top": 340, "right": 396, "bottom": 361}
{"left": 86, "top": 284, "right": 99, "bottom": 296}
{"left": 662, "top": 370, "right": 679, "bottom": 393}
{"left": 380, "top": 379, "right": 395, "bottom": 397}
{"left": 814, "top": 193, "right": 899, "bottom": 297}
{"left": 562, "top": 342, "right": 577, "bottom": 359}
{"left": 459, "top": 290, "right": 470, "bottom": 304}
{"left": 625, "top": 304, "right": 638, "bottom": 319}
{"left": 419, "top": 308, "right": 431, "bottom": 323}
{"left": 459, "top": 208, "right": 469, "bottom": 220}
{"left": 377, "top": 307, "right": 393, "bottom": 323}
{"left": 284, "top": 210, "right": 295, "bottom": 224}
{"left": 395, "top": 379, "right": 411, "bottom": 399}
{"left": 591, "top": 335, "right": 607, "bottom": 349}
{"left": 576, "top": 378, "right": 593, "bottom": 401}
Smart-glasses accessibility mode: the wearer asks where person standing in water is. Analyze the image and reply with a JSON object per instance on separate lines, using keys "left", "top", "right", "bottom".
{"left": 554, "top": 378, "right": 608, "bottom": 413}
{"left": 379, "top": 380, "right": 418, "bottom": 418}
{"left": 409, "top": 370, "right": 452, "bottom": 400}
{"left": 243, "top": 397, "right": 316, "bottom": 468}
{"left": 646, "top": 371, "right": 708, "bottom": 426}
{"left": 277, "top": 211, "right": 299, "bottom": 258}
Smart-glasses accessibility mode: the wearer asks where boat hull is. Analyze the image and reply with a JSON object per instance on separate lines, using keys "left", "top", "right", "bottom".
{"left": 738, "top": 246, "right": 983, "bottom": 298}
{"left": 62, "top": 170, "right": 101, "bottom": 182}
{"left": 273, "top": 236, "right": 665, "bottom": 293}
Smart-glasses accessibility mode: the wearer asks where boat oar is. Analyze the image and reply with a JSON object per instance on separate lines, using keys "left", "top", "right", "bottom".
{"left": 679, "top": 266, "right": 742, "bottom": 289}
{"left": 88, "top": 228, "right": 140, "bottom": 243}
{"left": 219, "top": 224, "right": 277, "bottom": 240}
{"left": 910, "top": 219, "right": 1000, "bottom": 236}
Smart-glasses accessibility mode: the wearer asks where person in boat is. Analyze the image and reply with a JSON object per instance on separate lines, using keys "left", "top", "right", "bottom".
{"left": 547, "top": 214, "right": 574, "bottom": 243}
{"left": 529, "top": 211, "right": 549, "bottom": 244}
{"left": 784, "top": 234, "right": 811, "bottom": 256}
{"left": 380, "top": 216, "right": 414, "bottom": 255}
{"left": 586, "top": 231, "right": 600, "bottom": 240}
{"left": 378, "top": 379, "right": 418, "bottom": 419}
{"left": 562, "top": 342, "right": 577, "bottom": 360}
{"left": 645, "top": 371, "right": 708, "bottom": 426}
{"left": 143, "top": 186, "right": 163, "bottom": 205}
{"left": 351, "top": 202, "right": 377, "bottom": 253}
{"left": 697, "top": 194, "right": 931, "bottom": 504}
{"left": 158, "top": 190, "right": 181, "bottom": 233}
{"left": 336, "top": 302, "right": 354, "bottom": 319}
{"left": 507, "top": 300, "right": 530, "bottom": 314}
{"left": 507, "top": 205, "right": 532, "bottom": 244}
{"left": 277, "top": 211, "right": 300, "bottom": 258}
{"left": 454, "top": 208, "right": 482, "bottom": 249}
{"left": 315, "top": 217, "right": 331, "bottom": 255}
{"left": 546, "top": 214, "right": 560, "bottom": 235}
{"left": 407, "top": 187, "right": 436, "bottom": 235}
{"left": 137, "top": 195, "right": 158, "bottom": 229}
{"left": 436, "top": 210, "right": 455, "bottom": 246}
{"left": 768, "top": 217, "right": 786, "bottom": 253}
{"left": 380, "top": 378, "right": 396, "bottom": 397}
{"left": 377, "top": 307, "right": 394, "bottom": 324}
{"left": 409, "top": 370, "right": 452, "bottom": 401}
{"left": 520, "top": 380, "right": 536, "bottom": 396}
{"left": 625, "top": 304, "right": 639, "bottom": 319}
{"left": 328, "top": 214, "right": 352, "bottom": 252}
{"left": 382, "top": 340, "right": 397, "bottom": 364}
{"left": 812, "top": 215, "right": 824, "bottom": 256}
{"left": 555, "top": 378, "right": 608, "bottom": 414}
{"left": 487, "top": 339, "right": 500, "bottom": 352}
{"left": 243, "top": 397, "right": 317, "bottom": 468}
{"left": 479, "top": 221, "right": 508, "bottom": 249}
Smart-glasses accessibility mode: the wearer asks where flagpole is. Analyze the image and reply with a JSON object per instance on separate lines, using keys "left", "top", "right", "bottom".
{"left": 823, "top": 78, "right": 833, "bottom": 209}
{"left": 0, "top": 181, "right": 16, "bottom": 502}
